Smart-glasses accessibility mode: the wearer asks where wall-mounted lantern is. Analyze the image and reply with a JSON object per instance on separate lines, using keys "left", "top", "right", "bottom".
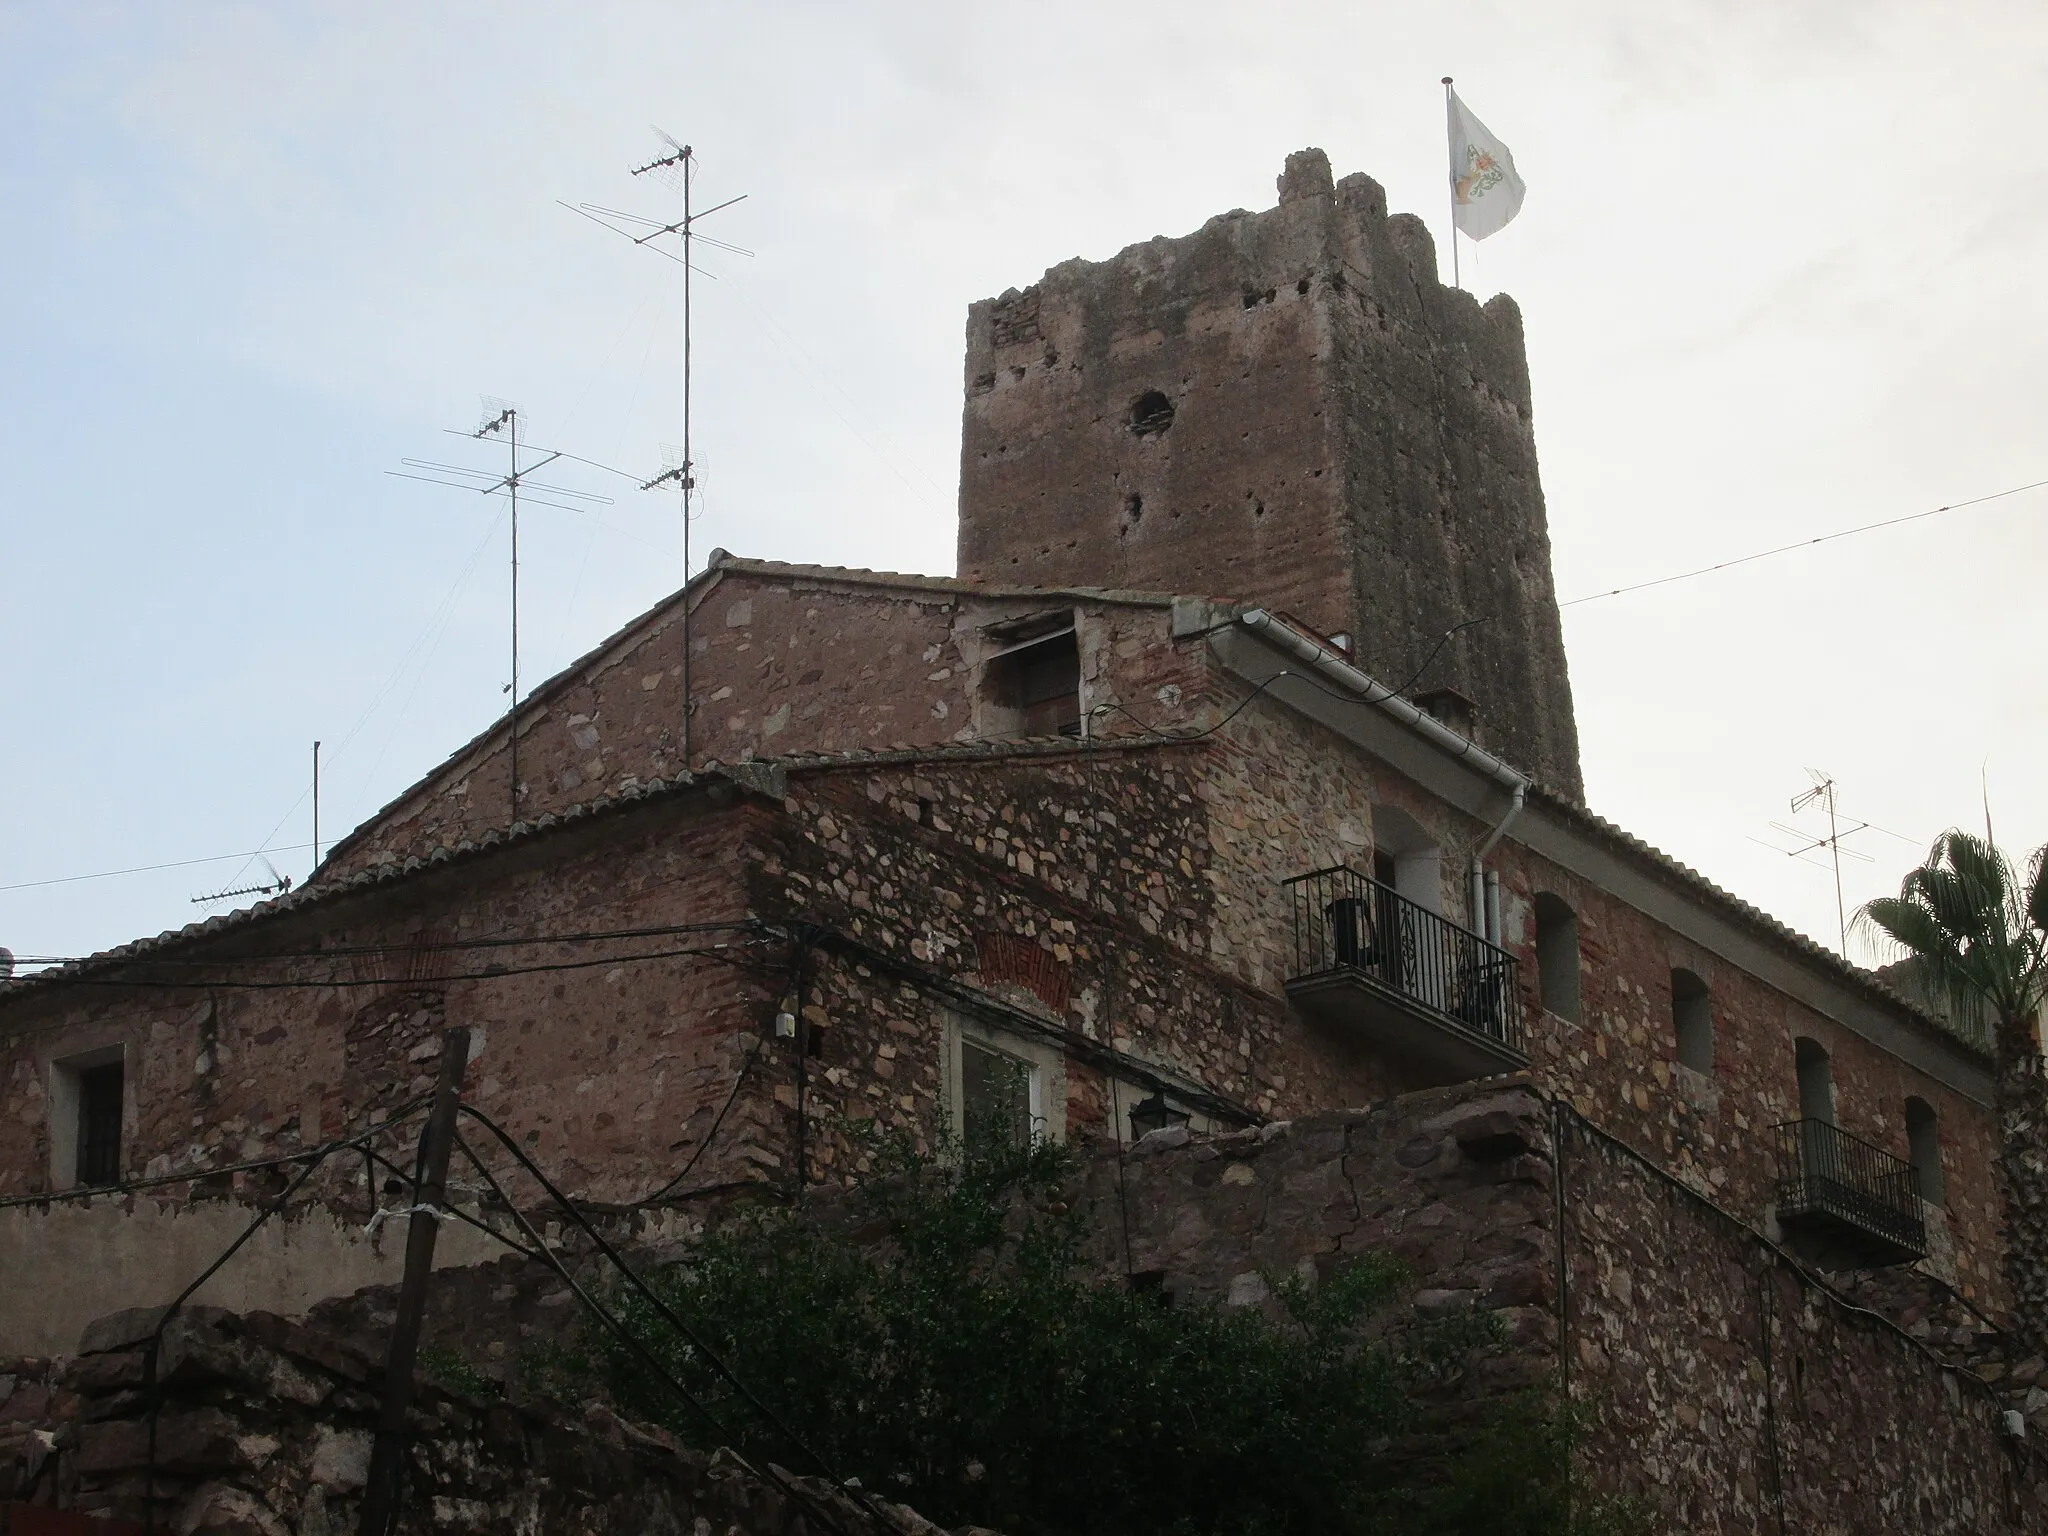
{"left": 1127, "top": 1089, "right": 1191, "bottom": 1141}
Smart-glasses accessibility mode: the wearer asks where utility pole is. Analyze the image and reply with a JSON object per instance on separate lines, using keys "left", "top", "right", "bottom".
{"left": 357, "top": 1026, "right": 470, "bottom": 1536}
{"left": 312, "top": 740, "right": 321, "bottom": 869}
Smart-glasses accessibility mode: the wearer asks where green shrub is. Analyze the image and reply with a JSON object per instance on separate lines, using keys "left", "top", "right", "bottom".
{"left": 583, "top": 1131, "right": 1638, "bottom": 1536}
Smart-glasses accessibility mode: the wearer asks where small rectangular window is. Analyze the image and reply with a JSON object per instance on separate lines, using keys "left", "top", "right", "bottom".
{"left": 943, "top": 1013, "right": 1064, "bottom": 1150}
{"left": 77, "top": 1062, "right": 124, "bottom": 1187}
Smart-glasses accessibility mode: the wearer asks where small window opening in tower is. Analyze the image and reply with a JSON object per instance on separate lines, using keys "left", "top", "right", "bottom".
{"left": 1128, "top": 391, "right": 1175, "bottom": 437}
{"left": 1120, "top": 493, "right": 1143, "bottom": 535}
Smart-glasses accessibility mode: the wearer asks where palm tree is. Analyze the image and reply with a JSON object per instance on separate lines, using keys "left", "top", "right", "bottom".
{"left": 1859, "top": 830, "right": 2048, "bottom": 1347}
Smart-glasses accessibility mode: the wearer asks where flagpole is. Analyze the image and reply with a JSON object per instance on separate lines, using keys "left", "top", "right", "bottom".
{"left": 1442, "top": 76, "right": 1460, "bottom": 290}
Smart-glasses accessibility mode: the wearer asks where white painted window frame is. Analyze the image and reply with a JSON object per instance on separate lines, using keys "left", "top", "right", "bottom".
{"left": 941, "top": 1011, "right": 1066, "bottom": 1147}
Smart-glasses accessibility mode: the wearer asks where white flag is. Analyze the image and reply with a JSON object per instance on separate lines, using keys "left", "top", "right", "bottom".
{"left": 1446, "top": 88, "right": 1526, "bottom": 241}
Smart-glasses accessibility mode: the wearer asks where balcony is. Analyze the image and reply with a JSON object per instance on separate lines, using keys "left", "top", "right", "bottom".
{"left": 1282, "top": 866, "right": 1527, "bottom": 1085}
{"left": 1772, "top": 1118, "right": 1927, "bottom": 1268}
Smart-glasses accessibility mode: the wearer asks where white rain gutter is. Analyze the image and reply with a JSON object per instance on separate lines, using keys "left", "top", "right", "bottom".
{"left": 1238, "top": 609, "right": 1530, "bottom": 942}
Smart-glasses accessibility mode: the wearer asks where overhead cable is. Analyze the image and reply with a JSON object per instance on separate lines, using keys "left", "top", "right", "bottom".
{"left": 1560, "top": 475, "right": 2048, "bottom": 608}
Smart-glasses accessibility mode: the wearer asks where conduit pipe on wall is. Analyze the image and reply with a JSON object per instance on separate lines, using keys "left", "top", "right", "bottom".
{"left": 1473, "top": 786, "right": 1525, "bottom": 945}
{"left": 1237, "top": 609, "right": 1531, "bottom": 945}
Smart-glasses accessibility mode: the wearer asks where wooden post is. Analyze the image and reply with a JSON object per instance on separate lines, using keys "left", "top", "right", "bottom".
{"left": 356, "top": 1027, "right": 470, "bottom": 1536}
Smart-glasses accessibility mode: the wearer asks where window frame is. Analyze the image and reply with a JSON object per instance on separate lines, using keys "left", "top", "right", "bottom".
{"left": 977, "top": 613, "right": 1084, "bottom": 740}
{"left": 48, "top": 1042, "right": 127, "bottom": 1190}
{"left": 941, "top": 1012, "right": 1066, "bottom": 1148}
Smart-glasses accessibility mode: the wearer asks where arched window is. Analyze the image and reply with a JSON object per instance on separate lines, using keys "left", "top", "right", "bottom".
{"left": 1905, "top": 1097, "right": 1944, "bottom": 1205}
{"left": 1533, "top": 893, "right": 1581, "bottom": 1023}
{"left": 1794, "top": 1037, "right": 1834, "bottom": 1125}
{"left": 1672, "top": 968, "right": 1714, "bottom": 1074}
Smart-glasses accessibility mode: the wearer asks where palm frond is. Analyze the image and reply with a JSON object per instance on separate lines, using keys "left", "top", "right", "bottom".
{"left": 1856, "top": 829, "right": 2047, "bottom": 1033}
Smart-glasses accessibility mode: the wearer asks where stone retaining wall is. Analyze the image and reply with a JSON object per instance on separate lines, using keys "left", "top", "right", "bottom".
{"left": 7, "top": 1076, "right": 2045, "bottom": 1531}
{"left": 1, "top": 1303, "right": 957, "bottom": 1536}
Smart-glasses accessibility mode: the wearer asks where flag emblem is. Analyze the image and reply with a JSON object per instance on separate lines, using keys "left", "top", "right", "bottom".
{"left": 1445, "top": 87, "right": 1526, "bottom": 242}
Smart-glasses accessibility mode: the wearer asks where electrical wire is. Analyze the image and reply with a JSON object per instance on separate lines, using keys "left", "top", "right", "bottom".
{"left": 9, "top": 919, "right": 770, "bottom": 973}
{"left": 138, "top": 1104, "right": 434, "bottom": 1536}
{"left": 0, "top": 843, "right": 320, "bottom": 895}
{"left": 1559, "top": 475, "right": 2048, "bottom": 608}
{"left": 12, "top": 940, "right": 766, "bottom": 993}
{"left": 629, "top": 1024, "right": 769, "bottom": 1208}
{"left": 0, "top": 1093, "right": 436, "bottom": 1211}
{"left": 794, "top": 921, "right": 1259, "bottom": 1130}
{"left": 446, "top": 1130, "right": 873, "bottom": 1536}
{"left": 455, "top": 1105, "right": 914, "bottom": 1536}
{"left": 1087, "top": 670, "right": 1301, "bottom": 745}
{"left": 358, "top": 1141, "right": 546, "bottom": 1264}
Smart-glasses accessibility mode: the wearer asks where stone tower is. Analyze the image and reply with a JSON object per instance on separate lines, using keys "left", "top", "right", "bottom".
{"left": 956, "top": 148, "right": 1583, "bottom": 798}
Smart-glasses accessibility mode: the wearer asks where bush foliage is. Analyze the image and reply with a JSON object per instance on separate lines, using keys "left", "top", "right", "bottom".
{"left": 556, "top": 1133, "right": 1639, "bottom": 1536}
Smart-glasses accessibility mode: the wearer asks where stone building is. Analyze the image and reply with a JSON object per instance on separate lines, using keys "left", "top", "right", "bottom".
{"left": 0, "top": 151, "right": 2031, "bottom": 1525}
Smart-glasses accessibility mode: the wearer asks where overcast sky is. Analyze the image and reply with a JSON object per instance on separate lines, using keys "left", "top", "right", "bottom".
{"left": 3, "top": 2, "right": 2043, "bottom": 971}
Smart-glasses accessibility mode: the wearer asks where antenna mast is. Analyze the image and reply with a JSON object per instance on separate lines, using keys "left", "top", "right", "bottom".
{"left": 476, "top": 401, "right": 533, "bottom": 825}
{"left": 1776, "top": 771, "right": 1874, "bottom": 955}
{"left": 633, "top": 139, "right": 700, "bottom": 769}
{"left": 386, "top": 406, "right": 615, "bottom": 829}
{"left": 568, "top": 133, "right": 750, "bottom": 773}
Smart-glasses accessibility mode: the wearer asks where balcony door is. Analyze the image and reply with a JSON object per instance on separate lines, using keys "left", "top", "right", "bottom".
{"left": 1373, "top": 808, "right": 1444, "bottom": 1009}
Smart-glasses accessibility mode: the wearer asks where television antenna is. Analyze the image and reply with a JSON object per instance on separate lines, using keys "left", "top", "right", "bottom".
{"left": 385, "top": 399, "right": 617, "bottom": 826}
{"left": 1750, "top": 770, "right": 1874, "bottom": 955}
{"left": 563, "top": 130, "right": 751, "bottom": 769}
{"left": 193, "top": 856, "right": 291, "bottom": 907}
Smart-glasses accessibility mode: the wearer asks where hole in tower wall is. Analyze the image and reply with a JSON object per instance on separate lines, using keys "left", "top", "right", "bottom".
{"left": 1120, "top": 493, "right": 1143, "bottom": 535}
{"left": 1297, "top": 277, "right": 1311, "bottom": 295}
{"left": 1128, "top": 391, "right": 1175, "bottom": 437}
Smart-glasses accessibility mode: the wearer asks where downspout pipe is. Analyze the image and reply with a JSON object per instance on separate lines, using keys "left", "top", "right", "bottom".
{"left": 1474, "top": 785, "right": 1524, "bottom": 945}
{"left": 1238, "top": 609, "right": 1531, "bottom": 942}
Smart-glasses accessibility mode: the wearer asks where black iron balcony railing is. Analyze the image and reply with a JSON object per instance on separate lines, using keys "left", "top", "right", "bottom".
{"left": 1284, "top": 865, "right": 1526, "bottom": 1055}
{"left": 1773, "top": 1118, "right": 1927, "bottom": 1263}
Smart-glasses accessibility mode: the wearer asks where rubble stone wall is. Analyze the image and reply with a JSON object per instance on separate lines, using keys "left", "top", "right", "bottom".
{"left": 4, "top": 1079, "right": 2041, "bottom": 1532}
{"left": 0, "top": 790, "right": 784, "bottom": 1355}
{"left": 315, "top": 566, "right": 1211, "bottom": 880}
{"left": 0, "top": 1302, "right": 953, "bottom": 1536}
{"left": 751, "top": 742, "right": 1415, "bottom": 1183}
{"left": 1560, "top": 1112, "right": 2043, "bottom": 1530}
{"left": 1486, "top": 827, "right": 2004, "bottom": 1310}
{"left": 1069, "top": 1080, "right": 2047, "bottom": 1528}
